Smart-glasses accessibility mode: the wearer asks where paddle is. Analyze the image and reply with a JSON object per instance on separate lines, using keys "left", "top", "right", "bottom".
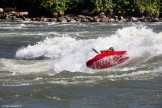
{"left": 92, "top": 48, "right": 99, "bottom": 54}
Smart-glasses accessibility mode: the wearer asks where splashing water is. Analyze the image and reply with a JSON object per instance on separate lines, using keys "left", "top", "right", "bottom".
{"left": 14, "top": 25, "right": 162, "bottom": 73}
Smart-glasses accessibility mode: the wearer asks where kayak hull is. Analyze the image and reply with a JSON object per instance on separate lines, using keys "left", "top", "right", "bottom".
{"left": 86, "top": 51, "right": 129, "bottom": 69}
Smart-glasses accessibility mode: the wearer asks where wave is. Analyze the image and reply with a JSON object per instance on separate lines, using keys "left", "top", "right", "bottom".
{"left": 13, "top": 25, "right": 162, "bottom": 73}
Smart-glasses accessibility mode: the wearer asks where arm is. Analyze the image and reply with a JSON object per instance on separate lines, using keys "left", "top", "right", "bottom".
{"left": 100, "top": 49, "right": 109, "bottom": 53}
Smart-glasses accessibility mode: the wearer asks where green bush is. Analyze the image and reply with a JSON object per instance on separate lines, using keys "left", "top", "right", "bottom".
{"left": 135, "top": 0, "right": 160, "bottom": 17}
{"left": 113, "top": 0, "right": 134, "bottom": 15}
{"left": 0, "top": 0, "right": 161, "bottom": 17}
{"left": 90, "top": 0, "right": 114, "bottom": 15}
{"left": 40, "top": 0, "right": 70, "bottom": 15}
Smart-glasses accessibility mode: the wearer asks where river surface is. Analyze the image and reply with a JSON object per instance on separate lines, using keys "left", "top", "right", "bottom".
{"left": 0, "top": 20, "right": 162, "bottom": 108}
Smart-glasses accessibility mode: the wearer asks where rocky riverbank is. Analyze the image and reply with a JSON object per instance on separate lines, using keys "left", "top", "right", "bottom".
{"left": 0, "top": 8, "right": 161, "bottom": 23}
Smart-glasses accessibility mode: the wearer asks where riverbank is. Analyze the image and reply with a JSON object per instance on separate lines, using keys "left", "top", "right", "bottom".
{"left": 0, "top": 7, "right": 161, "bottom": 23}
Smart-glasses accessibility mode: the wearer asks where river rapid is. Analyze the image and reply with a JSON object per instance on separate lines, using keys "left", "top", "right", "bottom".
{"left": 0, "top": 20, "right": 162, "bottom": 108}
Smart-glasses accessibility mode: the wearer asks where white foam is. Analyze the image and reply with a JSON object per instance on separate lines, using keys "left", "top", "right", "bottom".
{"left": 14, "top": 25, "right": 162, "bottom": 73}
{"left": 0, "top": 59, "right": 54, "bottom": 74}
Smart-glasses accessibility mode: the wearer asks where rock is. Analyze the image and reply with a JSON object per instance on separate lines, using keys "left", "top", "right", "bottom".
{"left": 57, "top": 16, "right": 67, "bottom": 22}
{"left": 98, "top": 12, "right": 106, "bottom": 18}
{"left": 58, "top": 12, "right": 64, "bottom": 17}
{"left": 99, "top": 12, "right": 105, "bottom": 16}
{"left": 19, "top": 12, "right": 28, "bottom": 17}
{"left": 81, "top": 18, "right": 87, "bottom": 22}
{"left": 9, "top": 11, "right": 17, "bottom": 14}
{"left": 119, "top": 16, "right": 124, "bottom": 21}
{"left": 65, "top": 16, "right": 71, "bottom": 22}
{"left": 100, "top": 18, "right": 109, "bottom": 22}
{"left": 31, "top": 18, "right": 36, "bottom": 21}
{"left": 86, "top": 16, "right": 94, "bottom": 22}
{"left": 99, "top": 14, "right": 106, "bottom": 18}
{"left": 51, "top": 11, "right": 58, "bottom": 18}
{"left": 0, "top": 14, "right": 5, "bottom": 19}
{"left": 78, "top": 15, "right": 85, "bottom": 19}
{"left": 11, "top": 16, "right": 17, "bottom": 20}
{"left": 39, "top": 17, "right": 44, "bottom": 21}
{"left": 3, "top": 13, "right": 9, "bottom": 19}
{"left": 144, "top": 17, "right": 153, "bottom": 22}
{"left": 140, "top": 17, "right": 147, "bottom": 22}
{"left": 36, "top": 17, "right": 41, "bottom": 21}
{"left": 43, "top": 18, "right": 50, "bottom": 22}
{"left": 113, "top": 16, "right": 118, "bottom": 20}
{"left": 127, "top": 16, "right": 132, "bottom": 22}
{"left": 109, "top": 18, "right": 115, "bottom": 22}
{"left": 73, "top": 16, "right": 79, "bottom": 21}
{"left": 131, "top": 17, "right": 138, "bottom": 22}
{"left": 9, "top": 11, "right": 19, "bottom": 17}
{"left": 78, "top": 15, "right": 87, "bottom": 22}
{"left": 0, "top": 8, "right": 3, "bottom": 13}
{"left": 94, "top": 17, "right": 100, "bottom": 22}
{"left": 4, "top": 8, "right": 15, "bottom": 12}
{"left": 17, "top": 18, "right": 23, "bottom": 21}
{"left": 69, "top": 18, "right": 76, "bottom": 22}
{"left": 50, "top": 18, "right": 57, "bottom": 22}
{"left": 24, "top": 18, "right": 31, "bottom": 21}
{"left": 151, "top": 18, "right": 159, "bottom": 22}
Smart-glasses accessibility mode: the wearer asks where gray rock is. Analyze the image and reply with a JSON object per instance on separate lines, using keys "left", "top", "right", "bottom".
{"left": 131, "top": 17, "right": 138, "bottom": 22}
{"left": 151, "top": 18, "right": 159, "bottom": 22}
{"left": 100, "top": 18, "right": 109, "bottom": 22}
{"left": 57, "top": 16, "right": 67, "bottom": 22}
{"left": 109, "top": 18, "right": 115, "bottom": 22}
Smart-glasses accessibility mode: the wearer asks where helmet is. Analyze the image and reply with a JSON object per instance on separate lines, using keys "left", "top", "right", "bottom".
{"left": 109, "top": 47, "right": 114, "bottom": 51}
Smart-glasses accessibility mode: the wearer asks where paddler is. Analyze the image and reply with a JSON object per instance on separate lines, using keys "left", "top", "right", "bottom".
{"left": 100, "top": 47, "right": 114, "bottom": 53}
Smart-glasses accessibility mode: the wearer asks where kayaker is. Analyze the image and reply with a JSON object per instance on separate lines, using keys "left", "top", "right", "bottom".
{"left": 100, "top": 47, "right": 114, "bottom": 53}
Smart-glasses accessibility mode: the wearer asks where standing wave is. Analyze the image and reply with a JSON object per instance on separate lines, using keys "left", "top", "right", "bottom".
{"left": 15, "top": 25, "right": 162, "bottom": 73}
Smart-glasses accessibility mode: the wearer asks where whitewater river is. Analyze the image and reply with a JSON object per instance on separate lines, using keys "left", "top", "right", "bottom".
{"left": 0, "top": 20, "right": 162, "bottom": 108}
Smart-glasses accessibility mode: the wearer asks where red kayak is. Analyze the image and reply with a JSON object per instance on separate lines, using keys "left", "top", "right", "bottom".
{"left": 86, "top": 51, "right": 129, "bottom": 69}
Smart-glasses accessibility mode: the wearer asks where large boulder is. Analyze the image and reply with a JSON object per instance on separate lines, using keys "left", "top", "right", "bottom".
{"left": 19, "top": 12, "right": 28, "bottom": 17}
{"left": 0, "top": 8, "right": 3, "bottom": 13}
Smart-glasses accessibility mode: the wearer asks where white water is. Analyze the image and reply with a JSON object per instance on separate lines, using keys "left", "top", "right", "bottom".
{"left": 11, "top": 25, "right": 162, "bottom": 74}
{"left": 1, "top": 21, "right": 162, "bottom": 108}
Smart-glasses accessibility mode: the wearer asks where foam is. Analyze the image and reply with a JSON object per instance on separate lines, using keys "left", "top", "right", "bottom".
{"left": 14, "top": 25, "right": 162, "bottom": 73}
{"left": 0, "top": 59, "right": 54, "bottom": 74}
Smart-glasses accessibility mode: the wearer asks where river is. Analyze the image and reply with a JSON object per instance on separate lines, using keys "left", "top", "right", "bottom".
{"left": 0, "top": 20, "right": 162, "bottom": 108}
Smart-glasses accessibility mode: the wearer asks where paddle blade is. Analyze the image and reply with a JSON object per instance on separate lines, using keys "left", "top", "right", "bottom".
{"left": 92, "top": 48, "right": 99, "bottom": 54}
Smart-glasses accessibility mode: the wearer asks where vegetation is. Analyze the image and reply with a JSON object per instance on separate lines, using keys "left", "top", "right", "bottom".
{"left": 134, "top": 0, "right": 160, "bottom": 17}
{"left": 0, "top": 0, "right": 161, "bottom": 17}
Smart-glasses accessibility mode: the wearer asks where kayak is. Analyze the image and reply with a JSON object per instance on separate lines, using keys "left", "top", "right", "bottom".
{"left": 86, "top": 51, "right": 129, "bottom": 69}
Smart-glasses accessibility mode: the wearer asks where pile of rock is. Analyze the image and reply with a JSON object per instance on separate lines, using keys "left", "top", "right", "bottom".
{"left": 0, "top": 7, "right": 161, "bottom": 22}
{"left": 53, "top": 14, "right": 161, "bottom": 23}
{"left": 0, "top": 8, "right": 29, "bottom": 21}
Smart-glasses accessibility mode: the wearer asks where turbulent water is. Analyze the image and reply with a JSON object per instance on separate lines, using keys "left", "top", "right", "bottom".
{"left": 0, "top": 20, "right": 162, "bottom": 108}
